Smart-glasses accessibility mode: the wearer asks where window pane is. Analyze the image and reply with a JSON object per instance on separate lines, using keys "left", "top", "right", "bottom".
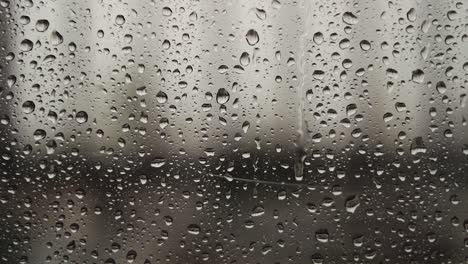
{"left": 0, "top": 0, "right": 467, "bottom": 263}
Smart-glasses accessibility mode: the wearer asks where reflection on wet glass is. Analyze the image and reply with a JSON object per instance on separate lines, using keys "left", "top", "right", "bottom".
{"left": 0, "top": 0, "right": 467, "bottom": 263}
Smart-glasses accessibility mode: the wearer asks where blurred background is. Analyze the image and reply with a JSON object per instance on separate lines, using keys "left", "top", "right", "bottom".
{"left": 0, "top": 0, "right": 467, "bottom": 263}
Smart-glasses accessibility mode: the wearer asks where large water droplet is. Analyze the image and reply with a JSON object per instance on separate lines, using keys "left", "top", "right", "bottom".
{"left": 35, "top": 19, "right": 49, "bottom": 32}
{"left": 411, "top": 69, "right": 425, "bottom": 84}
{"left": 115, "top": 15, "right": 126, "bottom": 25}
{"left": 51, "top": 30, "right": 63, "bottom": 45}
{"left": 22, "top": 101, "right": 35, "bottom": 114}
{"left": 246, "top": 29, "right": 259, "bottom": 46}
{"left": 75, "top": 111, "right": 88, "bottom": 124}
{"left": 342, "top": 12, "right": 359, "bottom": 25}
{"left": 407, "top": 8, "right": 417, "bottom": 22}
{"left": 216, "top": 88, "right": 230, "bottom": 104}
{"left": 20, "top": 39, "right": 33, "bottom": 52}
{"left": 156, "top": 91, "right": 168, "bottom": 103}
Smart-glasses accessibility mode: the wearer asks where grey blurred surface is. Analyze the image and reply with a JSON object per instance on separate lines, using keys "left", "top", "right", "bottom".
{"left": 0, "top": 0, "right": 467, "bottom": 263}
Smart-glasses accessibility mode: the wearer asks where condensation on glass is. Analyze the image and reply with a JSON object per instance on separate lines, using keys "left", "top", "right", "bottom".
{"left": 0, "top": 0, "right": 467, "bottom": 263}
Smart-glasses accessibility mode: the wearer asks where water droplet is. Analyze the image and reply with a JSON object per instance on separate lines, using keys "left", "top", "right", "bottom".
{"left": 240, "top": 52, "right": 250, "bottom": 66}
{"left": 255, "top": 8, "right": 266, "bottom": 20}
{"left": 217, "top": 65, "right": 229, "bottom": 74}
{"left": 162, "top": 7, "right": 172, "bottom": 16}
{"left": 407, "top": 8, "right": 417, "bottom": 22}
{"left": 115, "top": 15, "right": 126, "bottom": 25}
{"left": 162, "top": 39, "right": 171, "bottom": 49}
{"left": 342, "top": 12, "right": 359, "bottom": 25}
{"left": 35, "top": 19, "right": 49, "bottom": 32}
{"left": 411, "top": 69, "right": 425, "bottom": 84}
{"left": 50, "top": 30, "right": 63, "bottom": 45}
{"left": 345, "top": 195, "right": 360, "bottom": 213}
{"left": 75, "top": 111, "right": 88, "bottom": 124}
{"left": 187, "top": 224, "right": 200, "bottom": 235}
{"left": 216, "top": 88, "right": 230, "bottom": 104}
{"left": 246, "top": 29, "right": 259, "bottom": 46}
{"left": 315, "top": 229, "right": 329, "bottom": 243}
{"left": 126, "top": 250, "right": 137, "bottom": 263}
{"left": 136, "top": 86, "right": 147, "bottom": 96}
{"left": 22, "top": 101, "right": 35, "bottom": 114}
{"left": 33, "top": 129, "right": 47, "bottom": 141}
{"left": 251, "top": 205, "right": 265, "bottom": 217}
{"left": 312, "top": 70, "right": 325, "bottom": 80}
{"left": 156, "top": 91, "right": 168, "bottom": 103}
{"left": 410, "top": 137, "right": 427, "bottom": 155}
{"left": 359, "top": 40, "right": 371, "bottom": 51}
{"left": 313, "top": 32, "right": 324, "bottom": 45}
{"left": 151, "top": 157, "right": 166, "bottom": 168}
{"left": 395, "top": 102, "right": 406, "bottom": 112}
{"left": 242, "top": 121, "right": 250, "bottom": 133}
{"left": 20, "top": 39, "right": 33, "bottom": 52}
{"left": 436, "top": 81, "right": 447, "bottom": 94}
{"left": 271, "top": 0, "right": 281, "bottom": 9}
{"left": 19, "top": 15, "right": 30, "bottom": 25}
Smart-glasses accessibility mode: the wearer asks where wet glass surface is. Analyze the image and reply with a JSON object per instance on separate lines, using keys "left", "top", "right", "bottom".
{"left": 0, "top": 0, "right": 467, "bottom": 263}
